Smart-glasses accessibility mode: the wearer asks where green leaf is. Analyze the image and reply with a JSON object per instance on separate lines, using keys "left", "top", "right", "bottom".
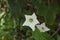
{"left": 8, "top": 0, "right": 25, "bottom": 18}
{"left": 45, "top": 0, "right": 60, "bottom": 25}
{"left": 57, "top": 35, "right": 60, "bottom": 40}
{"left": 32, "top": 28, "right": 55, "bottom": 40}
{"left": 45, "top": 10, "right": 56, "bottom": 25}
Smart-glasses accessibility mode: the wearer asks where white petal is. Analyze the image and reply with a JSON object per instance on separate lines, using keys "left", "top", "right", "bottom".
{"left": 36, "top": 25, "right": 44, "bottom": 32}
{"left": 36, "top": 23, "right": 50, "bottom": 32}
{"left": 25, "top": 15, "right": 30, "bottom": 20}
{"left": 43, "top": 27, "right": 50, "bottom": 32}
{"left": 40, "top": 22, "right": 45, "bottom": 27}
{"left": 32, "top": 13, "right": 37, "bottom": 18}
{"left": 23, "top": 20, "right": 35, "bottom": 31}
{"left": 22, "top": 21, "right": 29, "bottom": 26}
{"left": 32, "top": 13, "right": 39, "bottom": 24}
{"left": 29, "top": 24, "right": 35, "bottom": 31}
{"left": 35, "top": 19, "right": 39, "bottom": 24}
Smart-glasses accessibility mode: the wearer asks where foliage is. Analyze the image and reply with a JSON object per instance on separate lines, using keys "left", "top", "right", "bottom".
{"left": 0, "top": 0, "right": 60, "bottom": 40}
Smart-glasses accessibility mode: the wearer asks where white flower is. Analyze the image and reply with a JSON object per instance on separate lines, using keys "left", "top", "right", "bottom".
{"left": 36, "top": 23, "right": 50, "bottom": 32}
{"left": 0, "top": 12, "right": 5, "bottom": 18}
{"left": 23, "top": 13, "right": 39, "bottom": 31}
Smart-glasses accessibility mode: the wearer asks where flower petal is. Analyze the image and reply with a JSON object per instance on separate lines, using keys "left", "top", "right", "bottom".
{"left": 32, "top": 13, "right": 37, "bottom": 18}
{"left": 36, "top": 23, "right": 50, "bottom": 32}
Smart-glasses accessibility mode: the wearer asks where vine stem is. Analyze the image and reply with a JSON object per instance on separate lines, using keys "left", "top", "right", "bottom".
{"left": 52, "top": 27, "right": 60, "bottom": 37}
{"left": 48, "top": 0, "right": 50, "bottom": 9}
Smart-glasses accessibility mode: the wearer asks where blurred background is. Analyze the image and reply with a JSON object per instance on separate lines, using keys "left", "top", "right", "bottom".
{"left": 0, "top": 0, "right": 60, "bottom": 40}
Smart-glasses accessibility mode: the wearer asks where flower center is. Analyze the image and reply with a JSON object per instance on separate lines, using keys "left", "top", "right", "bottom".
{"left": 42, "top": 27, "right": 44, "bottom": 30}
{"left": 29, "top": 18, "right": 33, "bottom": 23}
